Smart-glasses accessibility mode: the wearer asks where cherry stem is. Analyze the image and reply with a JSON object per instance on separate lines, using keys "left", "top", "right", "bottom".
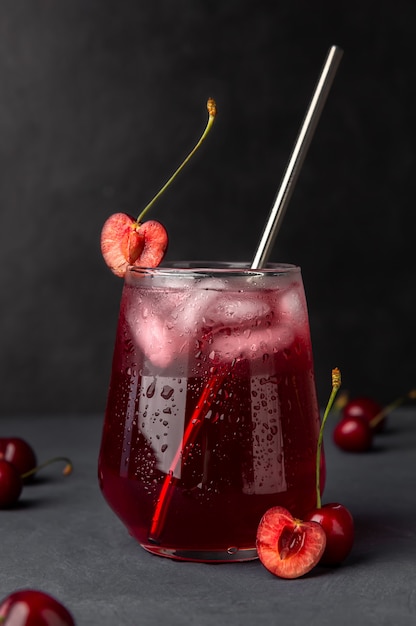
{"left": 136, "top": 98, "right": 217, "bottom": 224}
{"left": 21, "top": 457, "right": 73, "bottom": 480}
{"left": 369, "top": 389, "right": 416, "bottom": 429}
{"left": 315, "top": 368, "right": 341, "bottom": 509}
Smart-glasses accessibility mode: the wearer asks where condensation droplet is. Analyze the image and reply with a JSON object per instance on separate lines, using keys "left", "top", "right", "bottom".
{"left": 146, "top": 381, "right": 156, "bottom": 398}
{"left": 161, "top": 385, "right": 174, "bottom": 400}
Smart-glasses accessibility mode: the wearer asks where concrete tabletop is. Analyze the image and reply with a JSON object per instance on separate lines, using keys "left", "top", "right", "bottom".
{"left": 1, "top": 410, "right": 415, "bottom": 625}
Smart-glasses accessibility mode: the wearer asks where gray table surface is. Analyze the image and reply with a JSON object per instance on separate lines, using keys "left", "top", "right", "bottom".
{"left": 1, "top": 410, "right": 415, "bottom": 625}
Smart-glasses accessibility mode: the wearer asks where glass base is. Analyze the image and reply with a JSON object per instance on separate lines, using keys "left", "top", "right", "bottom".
{"left": 141, "top": 543, "right": 258, "bottom": 563}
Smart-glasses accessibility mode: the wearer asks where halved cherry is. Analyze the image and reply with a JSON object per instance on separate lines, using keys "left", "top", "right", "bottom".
{"left": 101, "top": 214, "right": 168, "bottom": 277}
{"left": 256, "top": 506, "right": 326, "bottom": 579}
{"left": 100, "top": 98, "right": 217, "bottom": 278}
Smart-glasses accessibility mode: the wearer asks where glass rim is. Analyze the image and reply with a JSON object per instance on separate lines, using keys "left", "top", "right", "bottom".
{"left": 126, "top": 261, "right": 300, "bottom": 279}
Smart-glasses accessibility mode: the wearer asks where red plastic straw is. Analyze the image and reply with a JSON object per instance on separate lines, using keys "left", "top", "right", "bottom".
{"left": 149, "top": 365, "right": 228, "bottom": 542}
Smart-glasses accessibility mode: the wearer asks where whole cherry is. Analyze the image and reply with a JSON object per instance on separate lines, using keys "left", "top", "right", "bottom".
{"left": 0, "top": 589, "right": 75, "bottom": 625}
{"left": 101, "top": 98, "right": 216, "bottom": 277}
{"left": 0, "top": 437, "right": 37, "bottom": 477}
{"left": 335, "top": 389, "right": 416, "bottom": 453}
{"left": 306, "top": 368, "right": 355, "bottom": 565}
{"left": 304, "top": 502, "right": 354, "bottom": 565}
{"left": 0, "top": 460, "right": 23, "bottom": 508}
{"left": 342, "top": 396, "right": 384, "bottom": 433}
{"left": 0, "top": 455, "right": 72, "bottom": 509}
{"left": 333, "top": 415, "right": 373, "bottom": 452}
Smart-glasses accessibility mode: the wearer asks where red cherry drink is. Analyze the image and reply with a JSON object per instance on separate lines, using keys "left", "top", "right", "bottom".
{"left": 98, "top": 263, "right": 321, "bottom": 562}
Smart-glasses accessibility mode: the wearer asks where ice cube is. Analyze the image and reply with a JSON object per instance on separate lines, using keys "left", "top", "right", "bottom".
{"left": 174, "top": 281, "right": 223, "bottom": 334}
{"left": 278, "top": 287, "right": 307, "bottom": 327}
{"left": 136, "top": 314, "right": 189, "bottom": 368}
{"left": 125, "top": 292, "right": 191, "bottom": 369}
{"left": 208, "top": 323, "right": 294, "bottom": 362}
{"left": 125, "top": 280, "right": 223, "bottom": 368}
{"left": 204, "top": 295, "right": 272, "bottom": 329}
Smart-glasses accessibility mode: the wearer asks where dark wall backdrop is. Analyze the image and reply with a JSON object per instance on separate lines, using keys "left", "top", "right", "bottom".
{"left": 1, "top": 0, "right": 415, "bottom": 415}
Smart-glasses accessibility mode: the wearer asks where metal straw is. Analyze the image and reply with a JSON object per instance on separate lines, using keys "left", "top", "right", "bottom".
{"left": 148, "top": 47, "right": 343, "bottom": 544}
{"left": 251, "top": 45, "right": 343, "bottom": 269}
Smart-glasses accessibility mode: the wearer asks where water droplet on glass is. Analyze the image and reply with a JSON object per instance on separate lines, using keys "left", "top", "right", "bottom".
{"left": 161, "top": 385, "right": 174, "bottom": 400}
{"left": 146, "top": 381, "right": 156, "bottom": 398}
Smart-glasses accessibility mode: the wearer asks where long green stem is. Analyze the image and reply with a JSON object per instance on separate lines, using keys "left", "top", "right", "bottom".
{"left": 369, "top": 389, "right": 416, "bottom": 429}
{"left": 136, "top": 98, "right": 217, "bottom": 224}
{"left": 315, "top": 368, "right": 341, "bottom": 509}
{"left": 21, "top": 456, "right": 73, "bottom": 480}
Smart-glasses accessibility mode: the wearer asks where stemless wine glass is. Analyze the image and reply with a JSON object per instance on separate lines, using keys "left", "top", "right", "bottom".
{"left": 98, "top": 262, "right": 321, "bottom": 562}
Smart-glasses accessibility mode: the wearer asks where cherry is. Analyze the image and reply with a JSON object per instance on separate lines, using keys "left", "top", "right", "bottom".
{"left": 101, "top": 215, "right": 168, "bottom": 277}
{"left": 336, "top": 390, "right": 416, "bottom": 451}
{"left": 304, "top": 502, "right": 354, "bottom": 565}
{"left": 0, "top": 437, "right": 37, "bottom": 477}
{"left": 304, "top": 367, "right": 355, "bottom": 565}
{"left": 333, "top": 415, "right": 373, "bottom": 452}
{"left": 0, "top": 460, "right": 23, "bottom": 508}
{"left": 101, "top": 98, "right": 217, "bottom": 277}
{"left": 0, "top": 456, "right": 72, "bottom": 508}
{"left": 0, "top": 589, "right": 74, "bottom": 625}
{"left": 256, "top": 506, "right": 326, "bottom": 579}
{"left": 256, "top": 368, "right": 351, "bottom": 577}
{"left": 342, "top": 396, "right": 384, "bottom": 433}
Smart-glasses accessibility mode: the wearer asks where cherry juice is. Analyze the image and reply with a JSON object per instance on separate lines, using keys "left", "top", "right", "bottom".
{"left": 99, "top": 263, "right": 321, "bottom": 561}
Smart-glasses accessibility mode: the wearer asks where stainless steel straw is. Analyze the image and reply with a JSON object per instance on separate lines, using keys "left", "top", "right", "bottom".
{"left": 149, "top": 46, "right": 343, "bottom": 543}
{"left": 251, "top": 45, "right": 343, "bottom": 269}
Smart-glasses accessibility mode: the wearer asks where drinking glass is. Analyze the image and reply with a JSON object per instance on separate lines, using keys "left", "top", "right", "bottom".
{"left": 98, "top": 262, "right": 321, "bottom": 562}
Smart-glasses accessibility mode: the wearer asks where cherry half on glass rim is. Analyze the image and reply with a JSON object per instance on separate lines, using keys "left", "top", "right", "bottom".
{"left": 100, "top": 98, "right": 217, "bottom": 278}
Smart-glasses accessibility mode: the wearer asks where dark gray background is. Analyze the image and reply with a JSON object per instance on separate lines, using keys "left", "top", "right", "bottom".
{"left": 1, "top": 0, "right": 415, "bottom": 415}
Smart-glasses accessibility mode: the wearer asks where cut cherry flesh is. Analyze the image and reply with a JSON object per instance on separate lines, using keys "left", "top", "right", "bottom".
{"left": 304, "top": 502, "right": 354, "bottom": 565}
{"left": 0, "top": 589, "right": 75, "bottom": 626}
{"left": 256, "top": 506, "right": 326, "bottom": 579}
{"left": 100, "top": 99, "right": 216, "bottom": 278}
{"left": 333, "top": 415, "right": 373, "bottom": 452}
{"left": 0, "top": 437, "right": 37, "bottom": 476}
{"left": 100, "top": 213, "right": 168, "bottom": 277}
